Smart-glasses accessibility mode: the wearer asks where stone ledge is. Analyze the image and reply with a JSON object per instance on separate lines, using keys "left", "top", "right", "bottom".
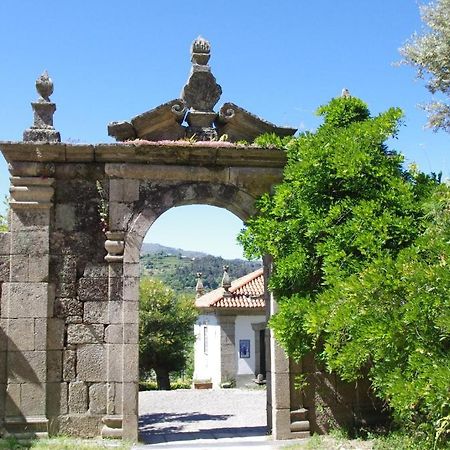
{"left": 1, "top": 141, "right": 286, "bottom": 168}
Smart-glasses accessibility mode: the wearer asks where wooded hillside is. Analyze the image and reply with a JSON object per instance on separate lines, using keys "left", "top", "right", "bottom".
{"left": 140, "top": 244, "right": 261, "bottom": 293}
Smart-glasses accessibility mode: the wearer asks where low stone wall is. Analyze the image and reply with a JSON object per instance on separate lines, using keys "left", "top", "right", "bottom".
{"left": 290, "top": 354, "right": 388, "bottom": 434}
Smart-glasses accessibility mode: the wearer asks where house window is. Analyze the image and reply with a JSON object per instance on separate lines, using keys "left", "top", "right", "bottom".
{"left": 203, "top": 326, "right": 208, "bottom": 354}
{"left": 239, "top": 339, "right": 250, "bottom": 358}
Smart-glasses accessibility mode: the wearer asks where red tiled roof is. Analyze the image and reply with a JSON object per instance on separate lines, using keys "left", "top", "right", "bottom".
{"left": 195, "top": 268, "right": 264, "bottom": 309}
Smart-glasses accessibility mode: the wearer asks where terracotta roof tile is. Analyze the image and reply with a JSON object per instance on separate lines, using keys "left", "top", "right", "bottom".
{"left": 195, "top": 268, "right": 264, "bottom": 309}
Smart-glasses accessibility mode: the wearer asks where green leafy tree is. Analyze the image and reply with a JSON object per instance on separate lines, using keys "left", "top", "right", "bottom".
{"left": 315, "top": 185, "right": 450, "bottom": 445}
{"left": 0, "top": 214, "right": 7, "bottom": 232}
{"left": 139, "top": 277, "right": 198, "bottom": 390}
{"left": 239, "top": 97, "right": 447, "bottom": 443}
{"left": 0, "top": 197, "right": 8, "bottom": 232}
{"left": 399, "top": 0, "right": 450, "bottom": 131}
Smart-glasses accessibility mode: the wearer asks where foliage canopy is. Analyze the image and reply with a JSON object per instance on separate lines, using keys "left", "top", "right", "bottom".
{"left": 239, "top": 96, "right": 449, "bottom": 445}
{"left": 399, "top": 0, "right": 450, "bottom": 132}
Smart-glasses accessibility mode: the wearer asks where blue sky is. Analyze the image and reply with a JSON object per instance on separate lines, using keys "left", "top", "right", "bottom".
{"left": 0, "top": 1, "right": 448, "bottom": 259}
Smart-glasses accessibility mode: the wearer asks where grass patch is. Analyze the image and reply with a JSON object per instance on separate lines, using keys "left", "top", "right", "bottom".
{"left": 139, "top": 377, "right": 192, "bottom": 391}
{"left": 0, "top": 437, "right": 132, "bottom": 450}
{"left": 285, "top": 430, "right": 446, "bottom": 450}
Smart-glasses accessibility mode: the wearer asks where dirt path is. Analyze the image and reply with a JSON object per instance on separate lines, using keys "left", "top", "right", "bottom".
{"left": 138, "top": 388, "right": 267, "bottom": 445}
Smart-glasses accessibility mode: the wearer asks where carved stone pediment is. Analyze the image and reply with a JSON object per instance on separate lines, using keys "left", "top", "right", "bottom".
{"left": 108, "top": 99, "right": 187, "bottom": 142}
{"left": 108, "top": 37, "right": 297, "bottom": 143}
{"left": 216, "top": 102, "right": 297, "bottom": 142}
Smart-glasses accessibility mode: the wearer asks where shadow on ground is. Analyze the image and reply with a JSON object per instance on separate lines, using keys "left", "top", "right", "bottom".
{"left": 139, "top": 412, "right": 267, "bottom": 444}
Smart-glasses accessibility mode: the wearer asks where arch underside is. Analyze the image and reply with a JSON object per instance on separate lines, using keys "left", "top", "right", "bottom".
{"left": 108, "top": 177, "right": 272, "bottom": 440}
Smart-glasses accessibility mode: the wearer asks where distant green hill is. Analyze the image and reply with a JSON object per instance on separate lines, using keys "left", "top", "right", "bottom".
{"left": 140, "top": 242, "right": 208, "bottom": 259}
{"left": 140, "top": 244, "right": 261, "bottom": 293}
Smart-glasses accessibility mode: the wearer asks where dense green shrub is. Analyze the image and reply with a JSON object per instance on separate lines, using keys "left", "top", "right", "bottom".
{"left": 239, "top": 96, "right": 449, "bottom": 445}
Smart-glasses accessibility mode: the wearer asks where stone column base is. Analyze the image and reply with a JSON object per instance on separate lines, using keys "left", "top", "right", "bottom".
{"left": 101, "top": 415, "right": 123, "bottom": 439}
{"left": 4, "top": 416, "right": 49, "bottom": 439}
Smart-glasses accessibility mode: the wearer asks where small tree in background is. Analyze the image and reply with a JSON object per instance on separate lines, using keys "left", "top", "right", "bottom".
{"left": 399, "top": 0, "right": 450, "bottom": 132}
{"left": 139, "top": 277, "right": 197, "bottom": 390}
{"left": 0, "top": 196, "right": 8, "bottom": 232}
{"left": 0, "top": 214, "right": 7, "bottom": 232}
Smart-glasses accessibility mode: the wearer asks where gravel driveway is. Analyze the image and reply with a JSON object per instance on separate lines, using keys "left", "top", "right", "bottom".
{"left": 138, "top": 388, "right": 267, "bottom": 445}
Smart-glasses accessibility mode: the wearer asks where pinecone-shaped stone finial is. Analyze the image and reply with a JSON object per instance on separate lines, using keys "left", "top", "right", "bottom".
{"left": 36, "top": 70, "right": 54, "bottom": 101}
{"left": 23, "top": 70, "right": 61, "bottom": 142}
{"left": 341, "top": 88, "right": 351, "bottom": 98}
{"left": 222, "top": 265, "right": 232, "bottom": 296}
{"left": 196, "top": 272, "right": 205, "bottom": 298}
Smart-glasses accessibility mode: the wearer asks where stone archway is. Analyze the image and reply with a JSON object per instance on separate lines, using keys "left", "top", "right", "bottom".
{"left": 102, "top": 158, "right": 286, "bottom": 440}
{"left": 0, "top": 139, "right": 289, "bottom": 441}
{"left": 0, "top": 37, "right": 301, "bottom": 441}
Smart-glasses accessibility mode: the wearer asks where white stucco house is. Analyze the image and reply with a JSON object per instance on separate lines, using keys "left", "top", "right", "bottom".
{"left": 193, "top": 267, "right": 266, "bottom": 388}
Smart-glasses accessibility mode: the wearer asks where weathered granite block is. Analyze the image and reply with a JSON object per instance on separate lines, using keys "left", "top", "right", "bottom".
{"left": 83, "top": 262, "right": 108, "bottom": 278}
{"left": 10, "top": 254, "right": 49, "bottom": 282}
{"left": 67, "top": 324, "right": 104, "bottom": 344}
{"left": 77, "top": 278, "right": 108, "bottom": 302}
{"left": 273, "top": 371, "right": 291, "bottom": 410}
{"left": 63, "top": 350, "right": 76, "bottom": 381}
{"left": 89, "top": 383, "right": 106, "bottom": 414}
{"left": 53, "top": 178, "right": 100, "bottom": 204}
{"left": 6, "top": 383, "right": 21, "bottom": 416}
{"left": 50, "top": 231, "right": 105, "bottom": 271}
{"left": 50, "top": 254, "right": 76, "bottom": 285}
{"left": 1, "top": 282, "right": 53, "bottom": 318}
{"left": 106, "top": 382, "right": 120, "bottom": 415}
{"left": 124, "top": 323, "right": 138, "bottom": 344}
{"left": 20, "top": 382, "right": 46, "bottom": 416}
{"left": 7, "top": 350, "right": 46, "bottom": 383}
{"left": 77, "top": 344, "right": 106, "bottom": 382}
{"left": 122, "top": 344, "right": 138, "bottom": 383}
{"left": 7, "top": 318, "right": 35, "bottom": 351}
{"left": 123, "top": 234, "right": 140, "bottom": 263}
{"left": 123, "top": 262, "right": 139, "bottom": 278}
{"left": 66, "top": 315, "right": 82, "bottom": 324}
{"left": 53, "top": 414, "right": 101, "bottom": 438}
{"left": 0, "top": 322, "right": 6, "bottom": 352}
{"left": 10, "top": 209, "right": 50, "bottom": 230}
{"left": 68, "top": 381, "right": 88, "bottom": 413}
{"left": 54, "top": 204, "right": 76, "bottom": 232}
{"left": 47, "top": 382, "right": 68, "bottom": 415}
{"left": 55, "top": 298, "right": 82, "bottom": 319}
{"left": 10, "top": 230, "right": 49, "bottom": 256}
{"left": 108, "top": 263, "right": 123, "bottom": 278}
{"left": 107, "top": 344, "right": 122, "bottom": 382}
{"left": 0, "top": 351, "right": 6, "bottom": 382}
{"left": 108, "top": 277, "right": 123, "bottom": 302}
{"left": 107, "top": 301, "right": 123, "bottom": 324}
{"left": 0, "top": 256, "right": 10, "bottom": 281}
{"left": 122, "top": 382, "right": 138, "bottom": 416}
{"left": 105, "top": 324, "right": 123, "bottom": 344}
{"left": 0, "top": 233, "right": 11, "bottom": 255}
{"left": 106, "top": 323, "right": 137, "bottom": 344}
{"left": 122, "top": 301, "right": 138, "bottom": 324}
{"left": 110, "top": 179, "right": 140, "bottom": 203}
{"left": 109, "top": 202, "right": 133, "bottom": 230}
{"left": 0, "top": 381, "right": 5, "bottom": 413}
{"left": 48, "top": 350, "right": 62, "bottom": 382}
{"left": 84, "top": 301, "right": 108, "bottom": 324}
{"left": 272, "top": 408, "right": 293, "bottom": 440}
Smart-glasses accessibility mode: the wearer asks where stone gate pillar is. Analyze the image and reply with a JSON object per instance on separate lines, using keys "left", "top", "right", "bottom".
{"left": 1, "top": 175, "right": 55, "bottom": 437}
